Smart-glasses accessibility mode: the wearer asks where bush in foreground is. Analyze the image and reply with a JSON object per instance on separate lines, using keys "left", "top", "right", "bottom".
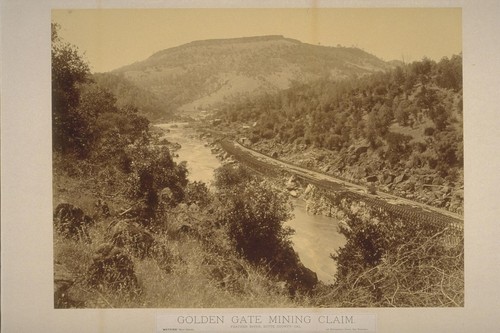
{"left": 318, "top": 194, "right": 464, "bottom": 307}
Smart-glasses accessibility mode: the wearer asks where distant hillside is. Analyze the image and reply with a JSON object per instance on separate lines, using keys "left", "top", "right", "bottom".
{"left": 92, "top": 73, "right": 174, "bottom": 121}
{"left": 215, "top": 55, "right": 463, "bottom": 213}
{"left": 112, "top": 35, "right": 393, "bottom": 113}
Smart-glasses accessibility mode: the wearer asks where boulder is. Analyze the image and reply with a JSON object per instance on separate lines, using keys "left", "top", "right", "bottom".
{"left": 208, "top": 257, "right": 248, "bottom": 293}
{"left": 453, "top": 189, "right": 464, "bottom": 199}
{"left": 367, "top": 183, "right": 377, "bottom": 195}
{"left": 285, "top": 175, "right": 298, "bottom": 190}
{"left": 423, "top": 176, "right": 434, "bottom": 185}
{"left": 442, "top": 186, "right": 451, "bottom": 195}
{"left": 408, "top": 175, "right": 419, "bottom": 184}
{"left": 54, "top": 203, "right": 94, "bottom": 241}
{"left": 430, "top": 190, "right": 441, "bottom": 200}
{"left": 94, "top": 199, "right": 110, "bottom": 218}
{"left": 87, "top": 243, "right": 139, "bottom": 291}
{"left": 355, "top": 146, "right": 369, "bottom": 155}
{"left": 169, "top": 224, "right": 200, "bottom": 240}
{"left": 381, "top": 185, "right": 391, "bottom": 192}
{"left": 160, "top": 187, "right": 174, "bottom": 202}
{"left": 394, "top": 173, "right": 409, "bottom": 184}
{"left": 384, "top": 174, "right": 395, "bottom": 184}
{"left": 304, "top": 184, "right": 316, "bottom": 196}
{"left": 223, "top": 158, "right": 237, "bottom": 165}
{"left": 189, "top": 203, "right": 200, "bottom": 212}
{"left": 107, "top": 220, "right": 155, "bottom": 258}
{"left": 402, "top": 181, "right": 415, "bottom": 191}
{"left": 54, "top": 262, "right": 76, "bottom": 308}
{"left": 366, "top": 175, "right": 378, "bottom": 183}
{"left": 432, "top": 177, "right": 444, "bottom": 186}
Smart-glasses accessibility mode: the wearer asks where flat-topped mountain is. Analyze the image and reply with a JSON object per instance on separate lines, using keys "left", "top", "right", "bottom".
{"left": 107, "top": 35, "right": 392, "bottom": 115}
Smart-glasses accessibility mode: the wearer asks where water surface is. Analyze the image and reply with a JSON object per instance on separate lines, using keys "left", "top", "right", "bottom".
{"left": 157, "top": 122, "right": 345, "bottom": 283}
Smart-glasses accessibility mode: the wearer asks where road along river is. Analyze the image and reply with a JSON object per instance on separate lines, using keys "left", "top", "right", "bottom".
{"left": 156, "top": 123, "right": 345, "bottom": 284}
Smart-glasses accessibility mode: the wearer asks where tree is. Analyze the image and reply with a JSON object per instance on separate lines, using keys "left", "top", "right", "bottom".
{"left": 428, "top": 104, "right": 449, "bottom": 131}
{"left": 329, "top": 196, "right": 462, "bottom": 307}
{"left": 52, "top": 23, "right": 92, "bottom": 157}
{"left": 416, "top": 85, "right": 438, "bottom": 111}
{"left": 214, "top": 165, "right": 294, "bottom": 265}
{"left": 63, "top": 83, "right": 121, "bottom": 158}
{"left": 411, "top": 57, "right": 434, "bottom": 84}
{"left": 436, "top": 55, "right": 462, "bottom": 91}
{"left": 394, "top": 100, "right": 411, "bottom": 126}
{"left": 385, "top": 132, "right": 412, "bottom": 166}
{"left": 366, "top": 103, "right": 392, "bottom": 139}
{"left": 392, "top": 66, "right": 405, "bottom": 86}
{"left": 125, "top": 144, "right": 188, "bottom": 225}
{"left": 214, "top": 163, "right": 253, "bottom": 190}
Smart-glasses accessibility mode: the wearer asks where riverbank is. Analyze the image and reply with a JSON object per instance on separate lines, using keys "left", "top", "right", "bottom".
{"left": 53, "top": 122, "right": 333, "bottom": 308}
{"left": 53, "top": 119, "right": 463, "bottom": 308}
{"left": 213, "top": 137, "right": 462, "bottom": 229}
{"left": 249, "top": 138, "right": 464, "bottom": 215}
{"left": 202, "top": 134, "right": 463, "bottom": 306}
{"left": 158, "top": 122, "right": 346, "bottom": 283}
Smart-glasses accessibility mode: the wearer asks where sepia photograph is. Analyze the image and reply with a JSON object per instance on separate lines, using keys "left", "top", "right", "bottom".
{"left": 51, "top": 7, "right": 463, "bottom": 309}
{"left": 2, "top": 0, "right": 500, "bottom": 332}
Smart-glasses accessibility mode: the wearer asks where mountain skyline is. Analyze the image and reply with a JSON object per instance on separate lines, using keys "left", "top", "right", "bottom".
{"left": 52, "top": 8, "right": 462, "bottom": 73}
{"left": 102, "top": 34, "right": 393, "bottom": 114}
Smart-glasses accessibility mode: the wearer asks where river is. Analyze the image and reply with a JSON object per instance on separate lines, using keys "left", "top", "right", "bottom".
{"left": 156, "top": 122, "right": 345, "bottom": 284}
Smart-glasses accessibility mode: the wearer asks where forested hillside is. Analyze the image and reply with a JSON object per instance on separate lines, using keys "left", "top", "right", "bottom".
{"left": 93, "top": 72, "right": 175, "bottom": 121}
{"left": 216, "top": 56, "right": 463, "bottom": 213}
{"left": 112, "top": 35, "right": 392, "bottom": 112}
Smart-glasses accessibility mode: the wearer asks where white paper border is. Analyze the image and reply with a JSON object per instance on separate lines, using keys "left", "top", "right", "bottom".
{"left": 2, "top": 0, "right": 500, "bottom": 332}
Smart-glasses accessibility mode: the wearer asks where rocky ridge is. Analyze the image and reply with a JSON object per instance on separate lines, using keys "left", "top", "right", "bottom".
{"left": 249, "top": 140, "right": 463, "bottom": 215}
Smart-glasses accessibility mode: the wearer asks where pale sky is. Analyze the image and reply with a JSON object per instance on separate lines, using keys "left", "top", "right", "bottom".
{"left": 52, "top": 8, "right": 462, "bottom": 73}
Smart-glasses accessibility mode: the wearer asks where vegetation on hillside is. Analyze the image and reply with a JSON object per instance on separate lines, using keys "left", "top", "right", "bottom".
{"left": 93, "top": 72, "right": 175, "bottom": 121}
{"left": 52, "top": 24, "right": 150, "bottom": 160}
{"left": 216, "top": 56, "right": 463, "bottom": 213}
{"left": 311, "top": 188, "right": 463, "bottom": 307}
{"left": 52, "top": 23, "right": 92, "bottom": 157}
{"left": 113, "top": 35, "right": 391, "bottom": 111}
{"left": 52, "top": 24, "right": 315, "bottom": 308}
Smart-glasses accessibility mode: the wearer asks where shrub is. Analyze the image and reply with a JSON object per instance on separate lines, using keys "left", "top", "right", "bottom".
{"left": 184, "top": 181, "right": 211, "bottom": 207}
{"left": 125, "top": 144, "right": 188, "bottom": 225}
{"left": 215, "top": 166, "right": 294, "bottom": 265}
{"left": 86, "top": 244, "right": 140, "bottom": 292}
{"left": 52, "top": 23, "right": 91, "bottom": 157}
{"left": 214, "top": 164, "right": 253, "bottom": 190}
{"left": 424, "top": 126, "right": 436, "bottom": 136}
{"left": 329, "top": 198, "right": 463, "bottom": 307}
